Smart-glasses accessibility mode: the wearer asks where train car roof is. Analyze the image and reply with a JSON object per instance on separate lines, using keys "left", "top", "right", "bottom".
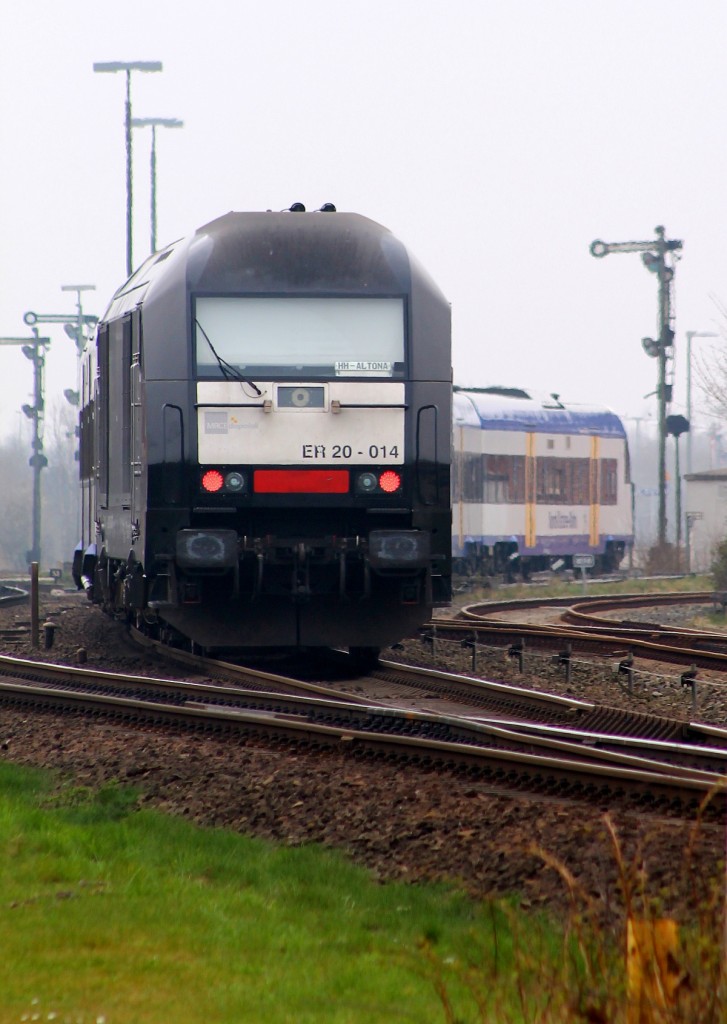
{"left": 453, "top": 386, "right": 627, "bottom": 437}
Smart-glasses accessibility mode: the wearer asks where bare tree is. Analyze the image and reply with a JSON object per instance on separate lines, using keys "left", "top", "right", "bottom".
{"left": 692, "top": 299, "right": 727, "bottom": 415}
{"left": 0, "top": 434, "right": 33, "bottom": 570}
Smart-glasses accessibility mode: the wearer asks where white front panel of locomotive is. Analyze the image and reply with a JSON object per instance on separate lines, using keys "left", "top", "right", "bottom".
{"left": 196, "top": 381, "right": 405, "bottom": 465}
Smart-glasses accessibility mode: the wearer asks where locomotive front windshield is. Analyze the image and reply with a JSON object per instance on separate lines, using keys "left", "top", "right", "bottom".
{"left": 194, "top": 296, "right": 405, "bottom": 379}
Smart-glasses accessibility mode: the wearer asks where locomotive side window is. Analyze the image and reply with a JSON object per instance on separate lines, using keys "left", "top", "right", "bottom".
{"left": 121, "top": 317, "right": 132, "bottom": 496}
{"left": 106, "top": 317, "right": 133, "bottom": 508}
{"left": 96, "top": 325, "right": 109, "bottom": 508}
{"left": 194, "top": 297, "right": 405, "bottom": 378}
{"left": 79, "top": 399, "right": 94, "bottom": 480}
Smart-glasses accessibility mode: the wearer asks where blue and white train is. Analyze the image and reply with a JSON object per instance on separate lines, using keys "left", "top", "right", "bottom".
{"left": 452, "top": 386, "right": 634, "bottom": 577}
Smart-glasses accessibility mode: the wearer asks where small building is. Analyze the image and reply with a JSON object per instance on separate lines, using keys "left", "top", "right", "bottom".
{"left": 684, "top": 469, "right": 727, "bottom": 572}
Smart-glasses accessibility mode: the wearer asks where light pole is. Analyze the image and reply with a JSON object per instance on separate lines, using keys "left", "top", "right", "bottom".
{"left": 590, "top": 226, "right": 683, "bottom": 549}
{"left": 686, "top": 330, "right": 719, "bottom": 475}
{"left": 130, "top": 117, "right": 183, "bottom": 253}
{"left": 93, "top": 61, "right": 163, "bottom": 277}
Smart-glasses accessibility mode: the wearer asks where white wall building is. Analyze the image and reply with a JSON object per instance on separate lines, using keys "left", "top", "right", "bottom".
{"left": 684, "top": 469, "right": 727, "bottom": 572}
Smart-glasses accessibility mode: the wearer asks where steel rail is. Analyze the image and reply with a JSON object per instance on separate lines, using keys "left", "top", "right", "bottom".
{"left": 5, "top": 647, "right": 726, "bottom": 770}
{"left": 0, "top": 672, "right": 721, "bottom": 798}
{"left": 456, "top": 591, "right": 715, "bottom": 619}
{"left": 0, "top": 652, "right": 725, "bottom": 804}
{"left": 429, "top": 593, "right": 727, "bottom": 671}
{"left": 123, "top": 639, "right": 727, "bottom": 750}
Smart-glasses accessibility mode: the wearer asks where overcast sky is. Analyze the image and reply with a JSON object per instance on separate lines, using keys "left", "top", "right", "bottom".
{"left": 2, "top": 0, "right": 726, "bottom": 440}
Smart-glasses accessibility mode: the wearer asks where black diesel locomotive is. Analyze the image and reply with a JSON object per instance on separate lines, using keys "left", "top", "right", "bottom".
{"left": 74, "top": 205, "right": 452, "bottom": 659}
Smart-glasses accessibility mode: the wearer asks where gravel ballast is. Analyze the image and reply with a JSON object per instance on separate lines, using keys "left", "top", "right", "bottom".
{"left": 0, "top": 590, "right": 723, "bottom": 928}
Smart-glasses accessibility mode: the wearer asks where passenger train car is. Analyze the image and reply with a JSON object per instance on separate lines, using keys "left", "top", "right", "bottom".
{"left": 452, "top": 386, "right": 633, "bottom": 577}
{"left": 74, "top": 206, "right": 452, "bottom": 658}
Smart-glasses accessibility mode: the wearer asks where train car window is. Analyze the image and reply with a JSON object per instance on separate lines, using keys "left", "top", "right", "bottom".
{"left": 484, "top": 455, "right": 512, "bottom": 503}
{"left": 508, "top": 456, "right": 526, "bottom": 503}
{"left": 456, "top": 454, "right": 527, "bottom": 504}
{"left": 194, "top": 297, "right": 405, "bottom": 378}
{"left": 600, "top": 458, "right": 618, "bottom": 505}
{"left": 570, "top": 459, "right": 591, "bottom": 504}
{"left": 537, "top": 457, "right": 592, "bottom": 505}
{"left": 462, "top": 453, "right": 483, "bottom": 501}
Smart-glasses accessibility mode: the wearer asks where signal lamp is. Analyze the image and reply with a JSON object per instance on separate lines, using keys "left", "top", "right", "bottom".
{"left": 379, "top": 470, "right": 401, "bottom": 493}
{"left": 225, "top": 471, "right": 245, "bottom": 492}
{"left": 356, "top": 472, "right": 378, "bottom": 493}
{"left": 201, "top": 469, "right": 224, "bottom": 493}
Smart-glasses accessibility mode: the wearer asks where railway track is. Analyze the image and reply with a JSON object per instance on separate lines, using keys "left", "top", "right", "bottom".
{"left": 428, "top": 590, "right": 727, "bottom": 671}
{"left": 0, "top": 641, "right": 724, "bottom": 816}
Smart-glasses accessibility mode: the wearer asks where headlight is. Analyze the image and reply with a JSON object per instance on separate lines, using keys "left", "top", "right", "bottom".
{"left": 368, "top": 530, "right": 430, "bottom": 568}
{"left": 176, "top": 529, "right": 238, "bottom": 568}
{"left": 355, "top": 472, "right": 378, "bottom": 493}
{"left": 225, "top": 471, "right": 246, "bottom": 492}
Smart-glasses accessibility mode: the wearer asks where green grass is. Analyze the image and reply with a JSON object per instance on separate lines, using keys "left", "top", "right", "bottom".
{"left": 0, "top": 763, "right": 573, "bottom": 1024}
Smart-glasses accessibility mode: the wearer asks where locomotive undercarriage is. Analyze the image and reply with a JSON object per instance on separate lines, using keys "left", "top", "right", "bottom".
{"left": 81, "top": 530, "right": 434, "bottom": 653}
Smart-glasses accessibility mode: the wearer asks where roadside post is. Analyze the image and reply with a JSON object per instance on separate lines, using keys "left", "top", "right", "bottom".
{"left": 30, "top": 561, "right": 39, "bottom": 648}
{"left": 573, "top": 553, "right": 595, "bottom": 595}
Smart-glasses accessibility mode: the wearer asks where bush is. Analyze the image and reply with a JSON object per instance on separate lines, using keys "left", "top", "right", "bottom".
{"left": 643, "top": 542, "right": 681, "bottom": 574}
{"left": 710, "top": 537, "right": 727, "bottom": 591}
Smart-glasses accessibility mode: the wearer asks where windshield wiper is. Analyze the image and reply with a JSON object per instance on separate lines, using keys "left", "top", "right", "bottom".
{"left": 195, "top": 319, "right": 263, "bottom": 396}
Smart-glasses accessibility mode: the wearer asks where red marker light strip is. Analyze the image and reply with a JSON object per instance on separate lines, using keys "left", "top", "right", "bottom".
{"left": 254, "top": 469, "right": 350, "bottom": 494}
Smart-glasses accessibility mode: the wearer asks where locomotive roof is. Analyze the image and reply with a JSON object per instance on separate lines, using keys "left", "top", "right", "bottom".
{"left": 99, "top": 206, "right": 451, "bottom": 384}
{"left": 101, "top": 207, "right": 446, "bottom": 320}
{"left": 453, "top": 387, "right": 627, "bottom": 437}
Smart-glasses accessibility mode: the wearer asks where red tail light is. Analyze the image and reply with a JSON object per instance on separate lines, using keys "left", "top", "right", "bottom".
{"left": 201, "top": 469, "right": 225, "bottom": 493}
{"left": 378, "top": 470, "right": 401, "bottom": 493}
